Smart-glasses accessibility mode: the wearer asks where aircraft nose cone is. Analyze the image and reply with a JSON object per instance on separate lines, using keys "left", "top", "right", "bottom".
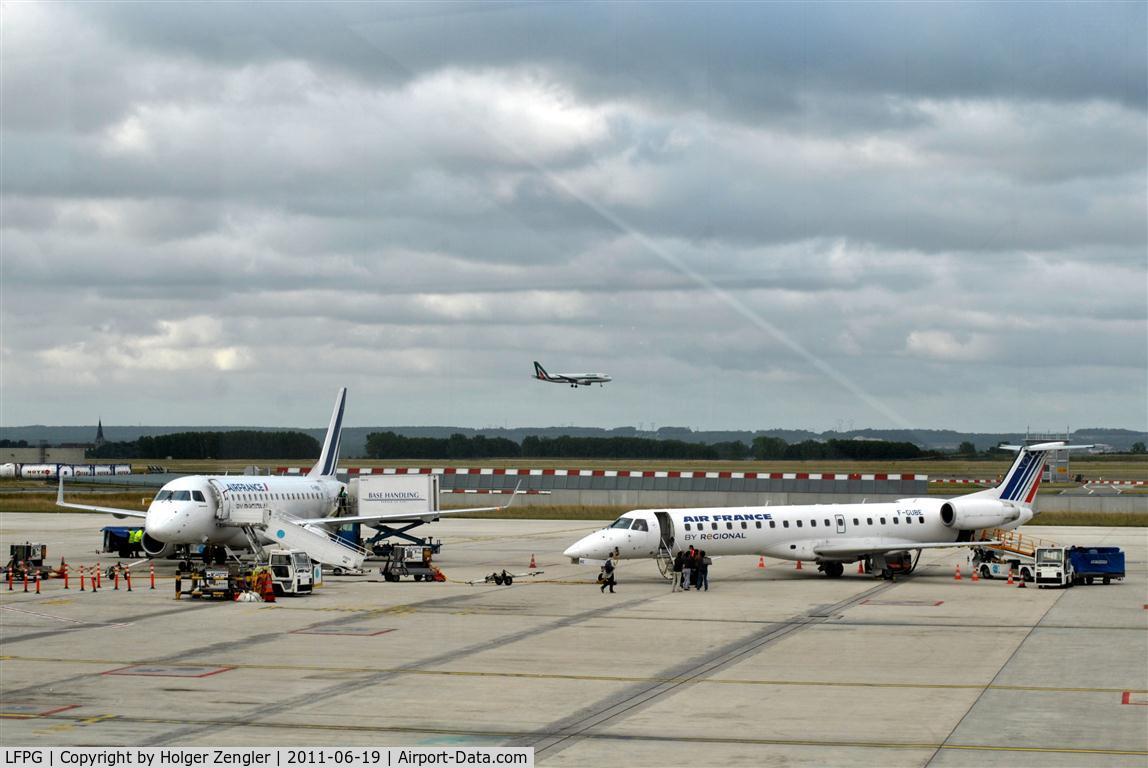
{"left": 145, "top": 505, "right": 180, "bottom": 539}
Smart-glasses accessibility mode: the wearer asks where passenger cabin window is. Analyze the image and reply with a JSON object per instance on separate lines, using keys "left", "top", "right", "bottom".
{"left": 609, "top": 518, "right": 633, "bottom": 529}
{"left": 853, "top": 518, "right": 859, "bottom": 526}
{"left": 711, "top": 523, "right": 718, "bottom": 530}
{"left": 755, "top": 521, "right": 761, "bottom": 529}
{"left": 810, "top": 520, "right": 817, "bottom": 527}
{"left": 632, "top": 519, "right": 649, "bottom": 532}
{"left": 769, "top": 521, "right": 776, "bottom": 528}
{"left": 684, "top": 523, "right": 692, "bottom": 531}
{"left": 726, "top": 522, "right": 733, "bottom": 530}
{"left": 893, "top": 517, "right": 899, "bottom": 524}
{"left": 880, "top": 517, "right": 887, "bottom": 525}
{"left": 867, "top": 518, "right": 873, "bottom": 525}
{"left": 920, "top": 517, "right": 926, "bottom": 524}
{"left": 742, "top": 522, "right": 748, "bottom": 529}
{"left": 782, "top": 521, "right": 789, "bottom": 528}
{"left": 796, "top": 520, "right": 803, "bottom": 528}
{"left": 824, "top": 519, "right": 830, "bottom": 526}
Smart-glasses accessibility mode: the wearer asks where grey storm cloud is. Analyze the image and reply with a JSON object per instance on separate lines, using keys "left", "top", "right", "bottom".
{"left": 1, "top": 1, "right": 1144, "bottom": 431}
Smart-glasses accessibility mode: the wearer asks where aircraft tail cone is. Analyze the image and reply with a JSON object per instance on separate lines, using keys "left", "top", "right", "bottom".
{"left": 954, "top": 564, "right": 962, "bottom": 581}
{"left": 529, "top": 553, "right": 537, "bottom": 569}
{"left": 795, "top": 560, "right": 803, "bottom": 570}
{"left": 757, "top": 557, "right": 765, "bottom": 569}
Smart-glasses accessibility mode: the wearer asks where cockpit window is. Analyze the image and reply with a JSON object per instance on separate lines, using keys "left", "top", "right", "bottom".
{"left": 192, "top": 491, "right": 205, "bottom": 502}
{"left": 155, "top": 490, "right": 173, "bottom": 501}
{"left": 631, "top": 519, "right": 649, "bottom": 532}
{"left": 609, "top": 518, "right": 633, "bottom": 529}
{"left": 172, "top": 490, "right": 191, "bottom": 501}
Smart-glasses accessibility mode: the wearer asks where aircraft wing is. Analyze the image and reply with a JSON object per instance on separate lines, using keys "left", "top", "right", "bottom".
{"left": 813, "top": 538, "right": 1000, "bottom": 559}
{"left": 57, "top": 477, "right": 147, "bottom": 519}
{"left": 297, "top": 504, "right": 508, "bottom": 526}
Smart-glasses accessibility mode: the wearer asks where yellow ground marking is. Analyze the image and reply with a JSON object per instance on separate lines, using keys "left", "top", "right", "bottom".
{"left": 6, "top": 711, "right": 1146, "bottom": 756}
{"left": 2, "top": 653, "right": 1144, "bottom": 696}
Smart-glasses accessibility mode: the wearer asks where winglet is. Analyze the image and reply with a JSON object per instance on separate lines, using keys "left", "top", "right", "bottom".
{"left": 309, "top": 388, "right": 347, "bottom": 478}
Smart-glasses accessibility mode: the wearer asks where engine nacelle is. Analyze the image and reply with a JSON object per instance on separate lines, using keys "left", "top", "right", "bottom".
{"left": 142, "top": 533, "right": 177, "bottom": 559}
{"left": 940, "top": 498, "right": 1022, "bottom": 530}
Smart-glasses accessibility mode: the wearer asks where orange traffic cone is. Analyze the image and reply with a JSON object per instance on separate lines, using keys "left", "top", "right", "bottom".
{"left": 954, "top": 564, "right": 962, "bottom": 581}
{"left": 971, "top": 566, "right": 979, "bottom": 583}
{"left": 857, "top": 561, "right": 865, "bottom": 574}
{"left": 529, "top": 553, "right": 537, "bottom": 569}
{"left": 1017, "top": 572, "right": 1027, "bottom": 588}
{"left": 757, "top": 557, "right": 765, "bottom": 569}
{"left": 1007, "top": 569, "right": 1014, "bottom": 586}
{"left": 795, "top": 560, "right": 803, "bottom": 570}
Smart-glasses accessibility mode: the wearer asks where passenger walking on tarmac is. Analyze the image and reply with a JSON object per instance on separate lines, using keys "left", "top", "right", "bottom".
{"left": 671, "top": 551, "right": 685, "bottom": 592}
{"left": 681, "top": 546, "right": 695, "bottom": 591}
{"left": 600, "top": 555, "right": 616, "bottom": 593}
{"left": 698, "top": 550, "right": 710, "bottom": 591}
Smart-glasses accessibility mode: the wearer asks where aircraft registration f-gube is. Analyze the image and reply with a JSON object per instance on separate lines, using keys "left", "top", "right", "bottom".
{"left": 563, "top": 442, "right": 1087, "bottom": 578}
{"left": 57, "top": 389, "right": 506, "bottom": 569}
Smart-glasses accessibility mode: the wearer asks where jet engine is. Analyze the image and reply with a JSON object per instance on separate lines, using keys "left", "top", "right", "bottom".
{"left": 940, "top": 498, "right": 1022, "bottom": 530}
{"left": 141, "top": 533, "right": 177, "bottom": 559}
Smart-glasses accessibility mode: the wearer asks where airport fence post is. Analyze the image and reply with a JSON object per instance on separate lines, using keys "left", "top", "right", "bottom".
{"left": 125, "top": 566, "right": 132, "bottom": 592}
{"left": 149, "top": 562, "right": 155, "bottom": 590}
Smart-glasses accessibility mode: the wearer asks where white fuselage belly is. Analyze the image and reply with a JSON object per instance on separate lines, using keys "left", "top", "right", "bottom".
{"left": 145, "top": 474, "right": 343, "bottom": 547}
{"left": 565, "top": 498, "right": 989, "bottom": 562}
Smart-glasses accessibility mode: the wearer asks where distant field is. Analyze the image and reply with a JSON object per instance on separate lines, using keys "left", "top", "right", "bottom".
{"left": 91, "top": 455, "right": 1148, "bottom": 480}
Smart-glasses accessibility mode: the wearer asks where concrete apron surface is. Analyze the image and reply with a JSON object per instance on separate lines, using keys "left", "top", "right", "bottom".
{"left": 0, "top": 515, "right": 1145, "bottom": 767}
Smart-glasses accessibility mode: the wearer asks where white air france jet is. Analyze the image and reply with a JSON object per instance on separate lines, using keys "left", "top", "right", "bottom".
{"left": 533, "top": 361, "right": 611, "bottom": 388}
{"left": 563, "top": 442, "right": 1086, "bottom": 578}
{"left": 57, "top": 389, "right": 507, "bottom": 568}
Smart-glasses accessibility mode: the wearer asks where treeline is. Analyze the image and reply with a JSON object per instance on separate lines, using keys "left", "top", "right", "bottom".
{"left": 365, "top": 431, "right": 933, "bottom": 461}
{"left": 88, "top": 431, "right": 320, "bottom": 460}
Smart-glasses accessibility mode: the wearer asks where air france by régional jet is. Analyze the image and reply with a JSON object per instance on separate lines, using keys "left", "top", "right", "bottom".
{"left": 563, "top": 442, "right": 1086, "bottom": 578}
{"left": 57, "top": 388, "right": 506, "bottom": 569}
{"left": 533, "top": 361, "right": 611, "bottom": 388}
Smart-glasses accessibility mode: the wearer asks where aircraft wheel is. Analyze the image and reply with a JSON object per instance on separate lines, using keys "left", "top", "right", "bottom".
{"left": 1021, "top": 568, "right": 1033, "bottom": 583}
{"left": 1086, "top": 576, "right": 1094, "bottom": 585}
{"left": 822, "top": 562, "right": 844, "bottom": 578}
{"left": 504, "top": 575, "right": 513, "bottom": 586}
{"left": 493, "top": 574, "right": 503, "bottom": 585}
{"left": 1103, "top": 576, "right": 1111, "bottom": 585}
{"left": 980, "top": 565, "right": 992, "bottom": 580}
{"left": 413, "top": 574, "right": 423, "bottom": 582}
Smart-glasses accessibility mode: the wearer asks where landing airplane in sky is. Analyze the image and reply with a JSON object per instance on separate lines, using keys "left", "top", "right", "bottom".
{"left": 57, "top": 388, "right": 506, "bottom": 568}
{"left": 533, "top": 361, "right": 612, "bottom": 387}
{"left": 563, "top": 442, "right": 1086, "bottom": 578}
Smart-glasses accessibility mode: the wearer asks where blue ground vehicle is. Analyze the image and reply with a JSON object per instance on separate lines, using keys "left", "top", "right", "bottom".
{"left": 1036, "top": 546, "right": 1125, "bottom": 588}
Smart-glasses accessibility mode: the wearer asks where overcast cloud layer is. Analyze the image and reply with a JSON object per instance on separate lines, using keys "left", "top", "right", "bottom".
{"left": 2, "top": 2, "right": 1145, "bottom": 432}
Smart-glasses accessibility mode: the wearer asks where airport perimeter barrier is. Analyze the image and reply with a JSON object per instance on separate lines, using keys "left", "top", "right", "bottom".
{"left": 271, "top": 466, "right": 929, "bottom": 506}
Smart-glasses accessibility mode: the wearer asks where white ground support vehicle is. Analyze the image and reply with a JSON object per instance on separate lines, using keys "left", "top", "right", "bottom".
{"left": 266, "top": 549, "right": 314, "bottom": 596}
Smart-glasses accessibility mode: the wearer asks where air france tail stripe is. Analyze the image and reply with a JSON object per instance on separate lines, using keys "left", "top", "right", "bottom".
{"left": 319, "top": 396, "right": 345, "bottom": 476}
{"left": 1000, "top": 453, "right": 1036, "bottom": 500}
{"left": 1014, "top": 452, "right": 1047, "bottom": 502}
{"left": 1005, "top": 452, "right": 1044, "bottom": 502}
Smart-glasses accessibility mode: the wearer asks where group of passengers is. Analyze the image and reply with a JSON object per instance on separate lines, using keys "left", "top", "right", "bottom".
{"left": 671, "top": 546, "right": 710, "bottom": 592}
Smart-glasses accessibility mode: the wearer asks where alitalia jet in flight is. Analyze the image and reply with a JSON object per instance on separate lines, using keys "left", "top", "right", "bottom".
{"left": 533, "top": 361, "right": 611, "bottom": 388}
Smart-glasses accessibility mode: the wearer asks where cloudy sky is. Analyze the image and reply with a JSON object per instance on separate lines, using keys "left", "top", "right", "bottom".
{"left": 2, "top": 2, "right": 1145, "bottom": 433}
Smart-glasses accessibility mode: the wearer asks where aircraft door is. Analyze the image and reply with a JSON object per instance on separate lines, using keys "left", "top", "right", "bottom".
{"left": 654, "top": 511, "right": 675, "bottom": 552}
{"left": 625, "top": 512, "right": 659, "bottom": 556}
{"left": 835, "top": 514, "right": 846, "bottom": 534}
{"left": 208, "top": 479, "right": 232, "bottom": 521}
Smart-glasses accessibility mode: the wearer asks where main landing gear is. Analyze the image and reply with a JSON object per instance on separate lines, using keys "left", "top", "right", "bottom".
{"left": 819, "top": 561, "right": 845, "bottom": 578}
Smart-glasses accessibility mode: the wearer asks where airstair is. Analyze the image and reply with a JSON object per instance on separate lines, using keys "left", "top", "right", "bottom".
{"left": 265, "top": 512, "right": 368, "bottom": 569}
{"left": 977, "top": 528, "right": 1057, "bottom": 559}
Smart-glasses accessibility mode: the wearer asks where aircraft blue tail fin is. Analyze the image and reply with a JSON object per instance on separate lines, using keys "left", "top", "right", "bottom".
{"left": 309, "top": 388, "right": 347, "bottom": 478}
